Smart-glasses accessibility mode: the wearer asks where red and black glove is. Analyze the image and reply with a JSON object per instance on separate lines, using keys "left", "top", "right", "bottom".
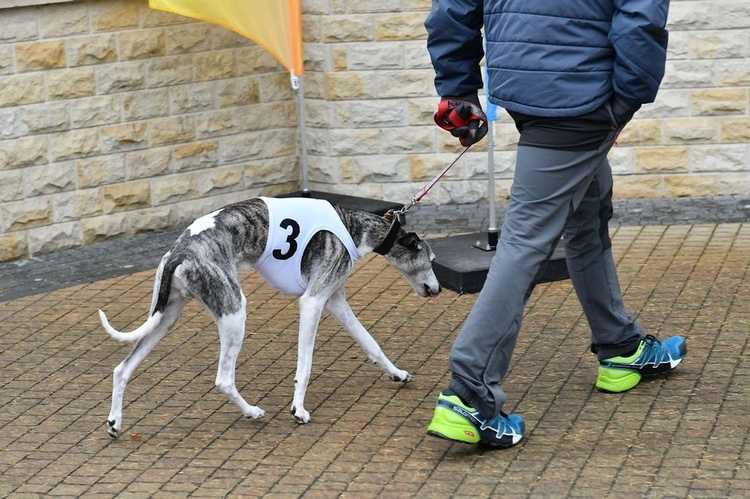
{"left": 434, "top": 97, "right": 488, "bottom": 147}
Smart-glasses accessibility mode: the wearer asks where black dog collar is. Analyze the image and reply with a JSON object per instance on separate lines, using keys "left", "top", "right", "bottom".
{"left": 372, "top": 210, "right": 404, "bottom": 255}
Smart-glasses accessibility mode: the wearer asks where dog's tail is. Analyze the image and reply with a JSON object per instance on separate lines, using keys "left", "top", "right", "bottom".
{"left": 98, "top": 309, "right": 163, "bottom": 342}
{"left": 99, "top": 255, "right": 181, "bottom": 343}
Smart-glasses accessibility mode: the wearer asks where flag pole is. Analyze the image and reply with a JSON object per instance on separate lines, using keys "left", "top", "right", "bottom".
{"left": 291, "top": 71, "right": 309, "bottom": 195}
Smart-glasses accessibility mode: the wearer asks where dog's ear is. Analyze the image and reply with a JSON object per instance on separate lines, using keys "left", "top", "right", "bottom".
{"left": 398, "top": 232, "right": 422, "bottom": 251}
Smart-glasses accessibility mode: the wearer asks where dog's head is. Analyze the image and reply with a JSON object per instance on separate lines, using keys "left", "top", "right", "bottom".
{"left": 382, "top": 231, "right": 441, "bottom": 298}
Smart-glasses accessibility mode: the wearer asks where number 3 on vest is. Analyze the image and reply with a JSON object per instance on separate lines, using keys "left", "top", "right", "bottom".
{"left": 273, "top": 218, "right": 300, "bottom": 260}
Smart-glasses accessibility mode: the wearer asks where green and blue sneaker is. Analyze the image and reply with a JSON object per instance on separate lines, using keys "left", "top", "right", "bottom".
{"left": 427, "top": 391, "right": 525, "bottom": 448}
{"left": 596, "top": 334, "right": 687, "bottom": 393}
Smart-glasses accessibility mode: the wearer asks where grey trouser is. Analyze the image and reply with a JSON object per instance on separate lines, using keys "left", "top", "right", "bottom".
{"left": 448, "top": 131, "right": 645, "bottom": 419}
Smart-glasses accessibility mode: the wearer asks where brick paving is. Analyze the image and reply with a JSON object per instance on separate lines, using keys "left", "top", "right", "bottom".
{"left": 1, "top": 198, "right": 749, "bottom": 497}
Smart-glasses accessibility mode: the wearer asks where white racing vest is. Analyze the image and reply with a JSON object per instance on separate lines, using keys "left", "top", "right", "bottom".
{"left": 254, "top": 197, "right": 360, "bottom": 296}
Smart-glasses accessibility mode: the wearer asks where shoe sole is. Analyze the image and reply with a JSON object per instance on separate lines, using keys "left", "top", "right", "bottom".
{"left": 596, "top": 357, "right": 684, "bottom": 393}
{"left": 427, "top": 429, "right": 521, "bottom": 449}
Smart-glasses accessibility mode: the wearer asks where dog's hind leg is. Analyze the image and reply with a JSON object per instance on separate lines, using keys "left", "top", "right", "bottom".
{"left": 214, "top": 294, "right": 265, "bottom": 420}
{"left": 107, "top": 297, "right": 187, "bottom": 439}
{"left": 325, "top": 288, "right": 412, "bottom": 383}
{"left": 290, "top": 294, "right": 327, "bottom": 424}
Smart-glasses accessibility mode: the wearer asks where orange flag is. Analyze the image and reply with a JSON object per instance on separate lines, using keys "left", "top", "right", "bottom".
{"left": 149, "top": 0, "right": 304, "bottom": 75}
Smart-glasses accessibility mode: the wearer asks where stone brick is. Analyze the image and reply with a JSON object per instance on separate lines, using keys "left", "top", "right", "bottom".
{"left": 329, "top": 129, "right": 380, "bottom": 155}
{"left": 258, "top": 73, "right": 295, "bottom": 102}
{"left": 404, "top": 40, "right": 433, "bottom": 69}
{"left": 40, "top": 2, "right": 89, "bottom": 37}
{"left": 613, "top": 176, "right": 662, "bottom": 199}
{"left": 692, "top": 88, "right": 747, "bottom": 116}
{"left": 721, "top": 117, "right": 750, "bottom": 143}
{"left": 341, "top": 155, "right": 409, "bottom": 183}
{"left": 639, "top": 89, "right": 691, "bottom": 119}
{"left": 91, "top": 0, "right": 140, "bottom": 32}
{"left": 52, "top": 189, "right": 102, "bottom": 223}
{"left": 0, "top": 8, "right": 38, "bottom": 42}
{"left": 125, "top": 148, "right": 172, "bottom": 180}
{"left": 0, "top": 170, "right": 23, "bottom": 202}
{"left": 346, "top": 43, "right": 403, "bottom": 70}
{"left": 100, "top": 123, "right": 149, "bottom": 154}
{"left": 148, "top": 116, "right": 196, "bottom": 147}
{"left": 0, "top": 136, "right": 48, "bottom": 170}
{"left": 23, "top": 163, "right": 76, "bottom": 197}
{"left": 662, "top": 60, "right": 715, "bottom": 89}
{"left": 408, "top": 98, "right": 438, "bottom": 126}
{"left": 46, "top": 68, "right": 96, "bottom": 100}
{"left": 0, "top": 230, "right": 27, "bottom": 261}
{"left": 1, "top": 197, "right": 52, "bottom": 231}
{"left": 119, "top": 29, "right": 166, "bottom": 60}
{"left": 326, "top": 73, "right": 378, "bottom": 100}
{"left": 70, "top": 96, "right": 122, "bottom": 128}
{"left": 19, "top": 102, "right": 70, "bottom": 135}
{"left": 194, "top": 51, "right": 235, "bottom": 82}
{"left": 27, "top": 222, "right": 80, "bottom": 256}
{"left": 0, "top": 74, "right": 45, "bottom": 107}
{"left": 128, "top": 205, "right": 172, "bottom": 233}
{"left": 146, "top": 56, "right": 193, "bottom": 88}
{"left": 410, "top": 154, "right": 463, "bottom": 182}
{"left": 141, "top": 5, "right": 188, "bottom": 28}
{"left": 67, "top": 34, "right": 118, "bottom": 66}
{"left": 172, "top": 141, "right": 219, "bottom": 172}
{"left": 333, "top": 100, "right": 407, "bottom": 128}
{"left": 691, "top": 144, "right": 748, "bottom": 172}
{"left": 243, "top": 155, "right": 298, "bottom": 185}
{"left": 196, "top": 110, "right": 241, "bottom": 138}
{"left": 663, "top": 174, "right": 718, "bottom": 197}
{"left": 617, "top": 120, "right": 661, "bottom": 147}
{"left": 691, "top": 31, "right": 746, "bottom": 59}
{"left": 49, "top": 129, "right": 100, "bottom": 162}
{"left": 380, "top": 126, "right": 433, "bottom": 154}
{"left": 103, "top": 180, "right": 151, "bottom": 213}
{"left": 16, "top": 40, "right": 67, "bottom": 72}
{"left": 0, "top": 45, "right": 13, "bottom": 76}
{"left": 97, "top": 61, "right": 147, "bottom": 94}
{"left": 377, "top": 70, "right": 435, "bottom": 98}
{"left": 242, "top": 102, "right": 296, "bottom": 131}
{"left": 217, "top": 78, "right": 260, "bottom": 108}
{"left": 81, "top": 213, "right": 129, "bottom": 244}
{"left": 375, "top": 13, "right": 428, "bottom": 40}
{"left": 150, "top": 172, "right": 200, "bottom": 205}
{"left": 77, "top": 155, "right": 127, "bottom": 188}
{"left": 717, "top": 172, "right": 750, "bottom": 196}
{"left": 170, "top": 82, "right": 215, "bottom": 114}
{"left": 635, "top": 147, "right": 690, "bottom": 174}
{"left": 663, "top": 118, "right": 719, "bottom": 144}
{"left": 322, "top": 16, "right": 373, "bottom": 42}
{"left": 716, "top": 60, "right": 750, "bottom": 86}
{"left": 123, "top": 89, "right": 170, "bottom": 121}
{"left": 235, "top": 46, "right": 284, "bottom": 76}
{"left": 166, "top": 23, "right": 212, "bottom": 54}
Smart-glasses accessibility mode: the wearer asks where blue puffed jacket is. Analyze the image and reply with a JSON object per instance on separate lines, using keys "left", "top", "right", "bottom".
{"left": 425, "top": 0, "right": 670, "bottom": 117}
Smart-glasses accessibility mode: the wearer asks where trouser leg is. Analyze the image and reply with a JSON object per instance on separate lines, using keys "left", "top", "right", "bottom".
{"left": 562, "top": 165, "right": 644, "bottom": 360}
{"left": 448, "top": 139, "right": 614, "bottom": 419}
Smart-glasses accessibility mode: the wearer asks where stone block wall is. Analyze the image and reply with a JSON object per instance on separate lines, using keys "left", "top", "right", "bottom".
{"left": 301, "top": 0, "right": 750, "bottom": 205}
{"left": 0, "top": 0, "right": 298, "bottom": 262}
{"left": 1, "top": 0, "right": 749, "bottom": 263}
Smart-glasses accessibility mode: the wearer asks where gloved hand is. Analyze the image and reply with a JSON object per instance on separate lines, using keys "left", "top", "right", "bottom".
{"left": 608, "top": 94, "right": 642, "bottom": 130}
{"left": 434, "top": 96, "right": 488, "bottom": 147}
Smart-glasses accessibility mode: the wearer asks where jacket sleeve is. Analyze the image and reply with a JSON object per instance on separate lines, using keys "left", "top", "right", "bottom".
{"left": 424, "top": 0, "right": 484, "bottom": 99}
{"left": 609, "top": 0, "right": 670, "bottom": 104}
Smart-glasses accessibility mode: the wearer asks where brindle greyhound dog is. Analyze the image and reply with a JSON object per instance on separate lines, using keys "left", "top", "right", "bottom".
{"left": 99, "top": 196, "right": 441, "bottom": 439}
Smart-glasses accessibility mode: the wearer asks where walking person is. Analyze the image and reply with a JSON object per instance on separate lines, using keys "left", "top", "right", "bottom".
{"left": 424, "top": 0, "right": 687, "bottom": 448}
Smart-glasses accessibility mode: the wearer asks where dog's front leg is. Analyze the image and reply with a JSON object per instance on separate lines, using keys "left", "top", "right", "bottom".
{"left": 325, "top": 289, "right": 412, "bottom": 383}
{"left": 290, "top": 295, "right": 326, "bottom": 424}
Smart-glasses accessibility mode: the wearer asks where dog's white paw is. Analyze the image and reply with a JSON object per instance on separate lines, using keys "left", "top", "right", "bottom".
{"left": 106, "top": 420, "right": 120, "bottom": 439}
{"left": 389, "top": 370, "right": 413, "bottom": 383}
{"left": 243, "top": 406, "right": 265, "bottom": 419}
{"left": 290, "top": 405, "right": 311, "bottom": 424}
